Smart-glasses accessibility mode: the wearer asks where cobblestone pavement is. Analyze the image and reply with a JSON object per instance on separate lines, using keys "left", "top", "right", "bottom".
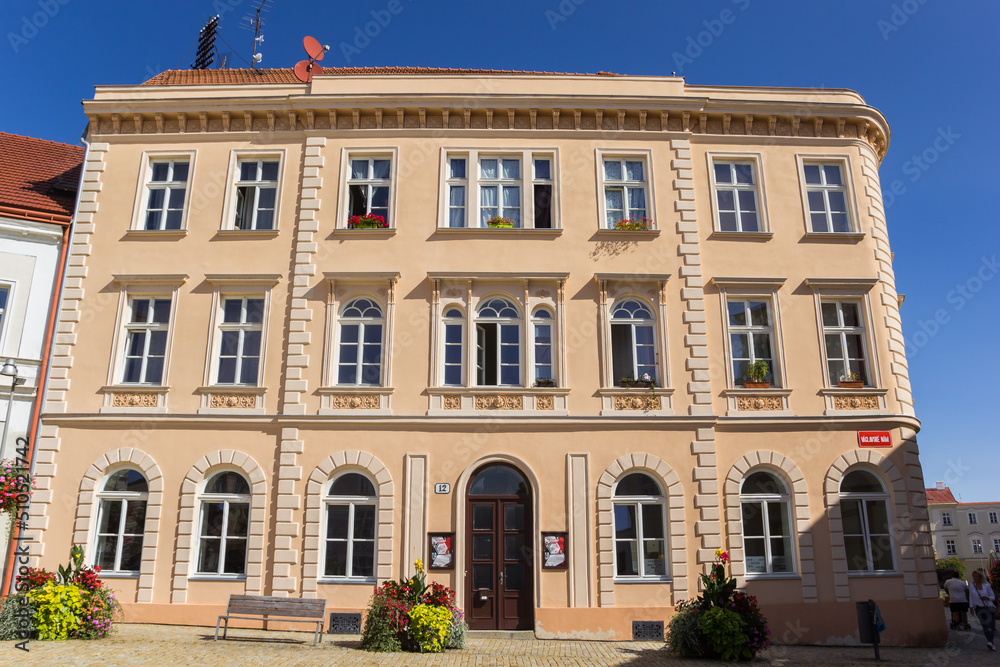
{"left": 4, "top": 612, "right": 998, "bottom": 666}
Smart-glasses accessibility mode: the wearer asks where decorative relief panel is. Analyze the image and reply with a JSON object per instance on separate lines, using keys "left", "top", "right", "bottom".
{"left": 442, "top": 395, "right": 462, "bottom": 410}
{"left": 208, "top": 393, "right": 256, "bottom": 409}
{"left": 331, "top": 394, "right": 380, "bottom": 410}
{"left": 736, "top": 395, "right": 783, "bottom": 411}
{"left": 833, "top": 395, "right": 879, "bottom": 411}
{"left": 613, "top": 395, "right": 661, "bottom": 411}
{"left": 536, "top": 395, "right": 554, "bottom": 410}
{"left": 110, "top": 392, "right": 158, "bottom": 408}
{"left": 474, "top": 395, "right": 523, "bottom": 410}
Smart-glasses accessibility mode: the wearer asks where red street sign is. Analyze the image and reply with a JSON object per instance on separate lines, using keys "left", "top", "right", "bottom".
{"left": 858, "top": 431, "right": 891, "bottom": 447}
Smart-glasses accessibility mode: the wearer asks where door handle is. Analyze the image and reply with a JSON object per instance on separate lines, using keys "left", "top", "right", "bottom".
{"left": 499, "top": 571, "right": 503, "bottom": 587}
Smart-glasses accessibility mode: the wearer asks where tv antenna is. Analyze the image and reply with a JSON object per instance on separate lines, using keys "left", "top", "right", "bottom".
{"left": 249, "top": 0, "right": 268, "bottom": 68}
{"left": 294, "top": 36, "right": 329, "bottom": 83}
{"left": 191, "top": 15, "right": 219, "bottom": 70}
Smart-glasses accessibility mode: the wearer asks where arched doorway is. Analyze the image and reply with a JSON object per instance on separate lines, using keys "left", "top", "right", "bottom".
{"left": 465, "top": 463, "right": 533, "bottom": 630}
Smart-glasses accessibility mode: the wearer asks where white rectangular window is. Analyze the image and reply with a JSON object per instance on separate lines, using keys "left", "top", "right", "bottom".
{"left": 803, "top": 162, "right": 852, "bottom": 233}
{"left": 946, "top": 539, "right": 956, "bottom": 555}
{"left": 347, "top": 157, "right": 392, "bottom": 227}
{"left": 727, "top": 299, "right": 777, "bottom": 387}
{"left": 532, "top": 157, "right": 554, "bottom": 229}
{"left": 446, "top": 157, "right": 467, "bottom": 228}
{"left": 0, "top": 286, "right": 8, "bottom": 343}
{"left": 942, "top": 512, "right": 952, "bottom": 526}
{"left": 972, "top": 538, "right": 983, "bottom": 554}
{"left": 969, "top": 512, "right": 978, "bottom": 525}
{"left": 234, "top": 159, "right": 278, "bottom": 230}
{"left": 532, "top": 309, "right": 553, "bottom": 383}
{"left": 215, "top": 297, "right": 264, "bottom": 385}
{"left": 121, "top": 297, "right": 171, "bottom": 384}
{"left": 602, "top": 158, "right": 648, "bottom": 228}
{"left": 442, "top": 309, "right": 464, "bottom": 386}
{"left": 822, "top": 301, "right": 869, "bottom": 385}
{"left": 713, "top": 160, "right": 759, "bottom": 232}
{"left": 479, "top": 156, "right": 522, "bottom": 228}
{"left": 990, "top": 511, "right": 998, "bottom": 524}
{"left": 143, "top": 160, "right": 189, "bottom": 230}
{"left": 994, "top": 538, "right": 1000, "bottom": 553}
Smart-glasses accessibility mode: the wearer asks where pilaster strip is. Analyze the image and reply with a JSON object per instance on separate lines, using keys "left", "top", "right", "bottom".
{"left": 691, "top": 428, "right": 722, "bottom": 588}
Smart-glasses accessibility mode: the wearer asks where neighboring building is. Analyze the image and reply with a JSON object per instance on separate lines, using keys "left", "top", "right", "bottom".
{"left": 926, "top": 482, "right": 1000, "bottom": 576}
{"left": 29, "top": 67, "right": 945, "bottom": 645}
{"left": 0, "top": 132, "right": 82, "bottom": 571}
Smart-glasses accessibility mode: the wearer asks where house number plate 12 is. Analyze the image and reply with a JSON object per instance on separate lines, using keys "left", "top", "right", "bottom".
{"left": 434, "top": 483, "right": 451, "bottom": 494}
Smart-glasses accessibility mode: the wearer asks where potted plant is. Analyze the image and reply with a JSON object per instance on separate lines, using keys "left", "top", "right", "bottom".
{"left": 838, "top": 371, "right": 864, "bottom": 388}
{"left": 348, "top": 213, "right": 388, "bottom": 229}
{"left": 612, "top": 217, "right": 654, "bottom": 231}
{"left": 486, "top": 216, "right": 515, "bottom": 228}
{"left": 534, "top": 378, "right": 556, "bottom": 388}
{"left": 618, "top": 372, "right": 656, "bottom": 390}
{"left": 743, "top": 361, "right": 770, "bottom": 388}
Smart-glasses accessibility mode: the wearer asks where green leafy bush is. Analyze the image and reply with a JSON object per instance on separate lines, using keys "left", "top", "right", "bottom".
{"left": 446, "top": 617, "right": 468, "bottom": 649}
{"left": 0, "top": 594, "right": 32, "bottom": 641}
{"left": 359, "top": 595, "right": 402, "bottom": 653}
{"left": 26, "top": 583, "right": 83, "bottom": 640}
{"left": 700, "top": 607, "right": 749, "bottom": 661}
{"left": 408, "top": 603, "right": 452, "bottom": 653}
{"left": 936, "top": 556, "right": 965, "bottom": 580}
{"left": 665, "top": 600, "right": 706, "bottom": 658}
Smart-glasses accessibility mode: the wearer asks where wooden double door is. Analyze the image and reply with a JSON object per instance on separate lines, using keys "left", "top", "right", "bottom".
{"left": 465, "top": 464, "right": 533, "bottom": 630}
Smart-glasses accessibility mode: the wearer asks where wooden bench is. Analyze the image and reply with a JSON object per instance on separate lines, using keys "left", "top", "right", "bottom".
{"left": 215, "top": 594, "right": 326, "bottom": 646}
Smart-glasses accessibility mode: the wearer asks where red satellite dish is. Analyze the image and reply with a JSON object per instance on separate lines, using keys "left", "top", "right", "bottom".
{"left": 294, "top": 35, "right": 328, "bottom": 83}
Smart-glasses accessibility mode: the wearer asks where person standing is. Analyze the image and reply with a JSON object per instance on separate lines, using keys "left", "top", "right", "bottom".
{"left": 944, "top": 571, "right": 971, "bottom": 631}
{"left": 970, "top": 569, "right": 996, "bottom": 651}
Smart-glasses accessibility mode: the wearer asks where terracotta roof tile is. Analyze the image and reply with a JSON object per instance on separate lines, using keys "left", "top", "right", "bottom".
{"left": 0, "top": 133, "right": 84, "bottom": 220}
{"left": 141, "top": 67, "right": 623, "bottom": 86}
{"left": 926, "top": 487, "right": 957, "bottom": 504}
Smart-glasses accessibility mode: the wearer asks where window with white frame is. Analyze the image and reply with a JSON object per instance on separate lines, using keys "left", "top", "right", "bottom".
{"left": 740, "top": 470, "right": 794, "bottom": 575}
{"left": 803, "top": 162, "right": 852, "bottom": 233}
{"left": 215, "top": 297, "right": 264, "bottom": 385}
{"left": 993, "top": 537, "right": 1000, "bottom": 553}
{"left": 347, "top": 157, "right": 391, "bottom": 227}
{"left": 613, "top": 472, "right": 668, "bottom": 579}
{"left": 479, "top": 156, "right": 522, "bottom": 228}
{"left": 822, "top": 300, "right": 869, "bottom": 385}
{"left": 727, "top": 299, "right": 778, "bottom": 387}
{"left": 476, "top": 298, "right": 521, "bottom": 386}
{"left": 444, "top": 152, "right": 556, "bottom": 229}
{"left": 232, "top": 158, "right": 278, "bottom": 230}
{"left": 442, "top": 308, "right": 465, "bottom": 386}
{"left": 990, "top": 511, "right": 998, "bottom": 524}
{"left": 532, "top": 308, "right": 554, "bottom": 385}
{"left": 840, "top": 469, "right": 894, "bottom": 573}
{"left": 969, "top": 512, "right": 979, "bottom": 525}
{"left": 93, "top": 469, "right": 147, "bottom": 573}
{"left": 196, "top": 471, "right": 250, "bottom": 576}
{"left": 942, "top": 512, "right": 952, "bottom": 526}
{"left": 337, "top": 298, "right": 384, "bottom": 386}
{"left": 602, "top": 157, "right": 648, "bottom": 228}
{"left": 946, "top": 539, "right": 956, "bottom": 555}
{"left": 324, "top": 472, "right": 377, "bottom": 580}
{"left": 610, "top": 299, "right": 657, "bottom": 386}
{"left": 121, "top": 297, "right": 172, "bottom": 384}
{"left": 445, "top": 157, "right": 468, "bottom": 228}
{"left": 142, "top": 159, "right": 189, "bottom": 230}
{"left": 532, "top": 157, "right": 554, "bottom": 229}
{"left": 712, "top": 160, "right": 760, "bottom": 232}
{"left": 972, "top": 537, "right": 984, "bottom": 555}
{"left": 0, "top": 286, "right": 8, "bottom": 343}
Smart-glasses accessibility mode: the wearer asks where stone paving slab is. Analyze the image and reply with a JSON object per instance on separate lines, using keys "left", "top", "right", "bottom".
{"left": 3, "top": 615, "right": 998, "bottom": 667}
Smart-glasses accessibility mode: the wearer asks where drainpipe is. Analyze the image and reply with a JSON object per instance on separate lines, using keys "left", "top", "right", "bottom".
{"left": 1, "top": 127, "right": 89, "bottom": 596}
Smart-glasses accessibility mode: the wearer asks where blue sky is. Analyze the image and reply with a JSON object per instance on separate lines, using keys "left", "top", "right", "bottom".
{"left": 2, "top": 1, "right": 998, "bottom": 500}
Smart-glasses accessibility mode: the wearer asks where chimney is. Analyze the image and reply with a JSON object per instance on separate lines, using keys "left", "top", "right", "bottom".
{"left": 936, "top": 481, "right": 945, "bottom": 490}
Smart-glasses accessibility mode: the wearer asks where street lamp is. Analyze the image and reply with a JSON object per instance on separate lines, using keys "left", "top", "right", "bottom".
{"left": 0, "top": 359, "right": 26, "bottom": 455}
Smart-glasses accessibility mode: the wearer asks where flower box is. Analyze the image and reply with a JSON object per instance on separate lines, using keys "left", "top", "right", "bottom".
{"left": 611, "top": 217, "right": 654, "bottom": 231}
{"left": 534, "top": 378, "right": 556, "bottom": 388}
{"left": 838, "top": 381, "right": 864, "bottom": 388}
{"left": 618, "top": 379, "right": 655, "bottom": 389}
{"left": 743, "top": 381, "right": 771, "bottom": 389}
{"left": 486, "top": 216, "right": 515, "bottom": 228}
{"left": 348, "top": 214, "right": 388, "bottom": 229}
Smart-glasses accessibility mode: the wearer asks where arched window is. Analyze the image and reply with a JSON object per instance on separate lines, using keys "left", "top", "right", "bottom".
{"left": 531, "top": 308, "right": 554, "bottom": 385}
{"left": 611, "top": 299, "right": 657, "bottom": 386}
{"left": 197, "top": 471, "right": 250, "bottom": 576}
{"left": 325, "top": 472, "right": 377, "bottom": 580}
{"left": 337, "top": 298, "right": 384, "bottom": 386}
{"left": 740, "top": 470, "right": 794, "bottom": 574}
{"left": 839, "top": 469, "right": 894, "bottom": 573}
{"left": 442, "top": 307, "right": 465, "bottom": 386}
{"left": 476, "top": 298, "right": 520, "bottom": 386}
{"left": 613, "top": 472, "right": 668, "bottom": 579}
{"left": 93, "top": 468, "right": 148, "bottom": 573}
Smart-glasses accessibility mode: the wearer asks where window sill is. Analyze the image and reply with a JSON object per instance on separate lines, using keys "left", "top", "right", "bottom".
{"left": 723, "top": 388, "right": 792, "bottom": 417}
{"left": 99, "top": 385, "right": 169, "bottom": 413}
{"left": 710, "top": 231, "right": 774, "bottom": 241}
{"left": 613, "top": 577, "right": 672, "bottom": 584}
{"left": 427, "top": 387, "right": 569, "bottom": 416}
{"left": 123, "top": 229, "right": 187, "bottom": 240}
{"left": 594, "top": 229, "right": 661, "bottom": 238}
{"left": 433, "top": 228, "right": 562, "bottom": 238}
{"left": 317, "top": 578, "right": 378, "bottom": 585}
{"left": 801, "top": 231, "right": 866, "bottom": 243}
{"left": 97, "top": 572, "right": 141, "bottom": 579}
{"left": 743, "top": 573, "right": 800, "bottom": 581}
{"left": 598, "top": 388, "right": 674, "bottom": 416}
{"left": 187, "top": 575, "right": 248, "bottom": 581}
{"left": 317, "top": 387, "right": 393, "bottom": 415}
{"left": 212, "top": 229, "right": 280, "bottom": 239}
{"left": 846, "top": 571, "right": 901, "bottom": 578}
{"left": 819, "top": 387, "right": 888, "bottom": 415}
{"left": 330, "top": 228, "right": 397, "bottom": 238}
{"left": 196, "top": 386, "right": 267, "bottom": 414}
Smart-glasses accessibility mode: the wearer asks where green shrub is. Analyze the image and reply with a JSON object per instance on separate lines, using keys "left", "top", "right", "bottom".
{"left": 936, "top": 556, "right": 965, "bottom": 580}
{"left": 700, "top": 606, "right": 749, "bottom": 661}
{"left": 666, "top": 601, "right": 706, "bottom": 658}
{"left": 26, "top": 583, "right": 83, "bottom": 640}
{"left": 446, "top": 617, "right": 468, "bottom": 649}
{"left": 0, "top": 594, "right": 33, "bottom": 641}
{"left": 408, "top": 603, "right": 451, "bottom": 653}
{"left": 359, "top": 596, "right": 402, "bottom": 653}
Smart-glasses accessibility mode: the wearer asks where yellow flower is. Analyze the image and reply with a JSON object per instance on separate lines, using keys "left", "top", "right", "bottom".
{"left": 715, "top": 548, "right": 723, "bottom": 559}
{"left": 415, "top": 558, "right": 425, "bottom": 574}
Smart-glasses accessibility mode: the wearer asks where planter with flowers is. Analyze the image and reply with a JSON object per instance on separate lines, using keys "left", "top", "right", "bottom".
{"left": 0, "top": 458, "right": 33, "bottom": 521}
{"left": 743, "top": 361, "right": 770, "bottom": 389}
{"left": 348, "top": 214, "right": 388, "bottom": 229}
{"left": 359, "top": 559, "right": 467, "bottom": 653}
{"left": 838, "top": 372, "right": 864, "bottom": 389}
{"left": 666, "top": 550, "right": 771, "bottom": 661}
{"left": 618, "top": 372, "right": 656, "bottom": 390}
{"left": 534, "top": 378, "right": 556, "bottom": 388}
{"left": 486, "top": 216, "right": 515, "bottom": 229}
{"left": 612, "top": 217, "right": 654, "bottom": 231}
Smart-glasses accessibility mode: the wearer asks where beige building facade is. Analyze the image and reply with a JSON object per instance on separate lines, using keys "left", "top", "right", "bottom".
{"left": 926, "top": 483, "right": 1000, "bottom": 576}
{"left": 29, "top": 67, "right": 945, "bottom": 645}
